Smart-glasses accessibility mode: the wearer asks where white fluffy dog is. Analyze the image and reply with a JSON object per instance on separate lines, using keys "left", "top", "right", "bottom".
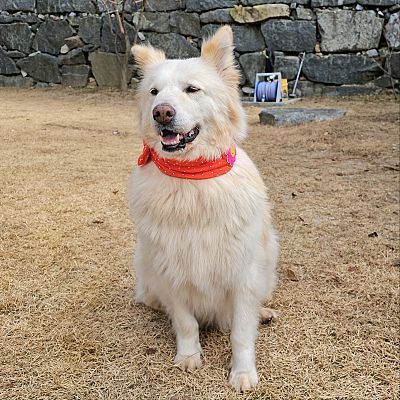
{"left": 129, "top": 26, "right": 278, "bottom": 391}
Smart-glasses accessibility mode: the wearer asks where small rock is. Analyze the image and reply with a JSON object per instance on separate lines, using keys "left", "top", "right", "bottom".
{"left": 60, "top": 44, "right": 69, "bottom": 54}
{"left": 355, "top": 4, "right": 364, "bottom": 10}
{"left": 35, "top": 81, "right": 49, "bottom": 89}
{"left": 64, "top": 35, "right": 84, "bottom": 50}
{"left": 366, "top": 49, "right": 379, "bottom": 57}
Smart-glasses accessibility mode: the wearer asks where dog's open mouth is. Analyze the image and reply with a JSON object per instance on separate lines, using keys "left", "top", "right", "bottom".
{"left": 160, "top": 126, "right": 200, "bottom": 152}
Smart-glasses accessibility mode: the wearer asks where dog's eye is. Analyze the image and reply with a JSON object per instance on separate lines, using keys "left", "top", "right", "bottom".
{"left": 150, "top": 88, "right": 159, "bottom": 95}
{"left": 185, "top": 86, "right": 200, "bottom": 94}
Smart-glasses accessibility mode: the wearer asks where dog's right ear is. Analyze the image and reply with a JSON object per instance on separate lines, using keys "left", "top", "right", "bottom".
{"left": 131, "top": 44, "right": 165, "bottom": 72}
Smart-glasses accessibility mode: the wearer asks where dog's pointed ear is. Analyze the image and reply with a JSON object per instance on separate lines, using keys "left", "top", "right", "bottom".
{"left": 201, "top": 26, "right": 239, "bottom": 87}
{"left": 131, "top": 44, "right": 165, "bottom": 72}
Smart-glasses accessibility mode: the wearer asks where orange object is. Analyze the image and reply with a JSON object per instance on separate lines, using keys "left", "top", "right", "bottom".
{"left": 137, "top": 142, "right": 235, "bottom": 180}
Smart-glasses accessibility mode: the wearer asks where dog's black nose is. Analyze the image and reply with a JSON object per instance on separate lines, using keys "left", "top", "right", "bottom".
{"left": 152, "top": 103, "right": 176, "bottom": 125}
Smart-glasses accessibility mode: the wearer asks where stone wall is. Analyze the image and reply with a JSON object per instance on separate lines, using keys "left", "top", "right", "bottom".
{"left": 0, "top": 0, "right": 399, "bottom": 96}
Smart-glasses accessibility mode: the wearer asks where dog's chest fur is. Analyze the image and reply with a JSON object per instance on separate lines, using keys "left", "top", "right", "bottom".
{"left": 130, "top": 149, "right": 267, "bottom": 294}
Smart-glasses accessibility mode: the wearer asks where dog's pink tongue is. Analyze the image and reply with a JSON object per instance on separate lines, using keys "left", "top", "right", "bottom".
{"left": 162, "top": 133, "right": 179, "bottom": 144}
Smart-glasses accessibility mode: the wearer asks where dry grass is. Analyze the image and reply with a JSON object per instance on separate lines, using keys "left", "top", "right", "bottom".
{"left": 0, "top": 88, "right": 399, "bottom": 400}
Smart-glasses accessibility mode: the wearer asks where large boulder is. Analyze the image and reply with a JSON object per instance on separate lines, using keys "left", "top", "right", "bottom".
{"left": 0, "top": 0, "right": 35, "bottom": 11}
{"left": 242, "top": 0, "right": 308, "bottom": 5}
{"left": 89, "top": 51, "right": 123, "bottom": 88}
{"left": 358, "top": 0, "right": 398, "bottom": 5}
{"left": 101, "top": 18, "right": 136, "bottom": 53}
{"left": 0, "top": 48, "right": 19, "bottom": 74}
{"left": 145, "top": 32, "right": 199, "bottom": 59}
{"left": 0, "top": 74, "right": 33, "bottom": 87}
{"left": 384, "top": 12, "right": 400, "bottom": 50}
{"left": 141, "top": 12, "right": 170, "bottom": 33}
{"left": 200, "top": 9, "right": 234, "bottom": 24}
{"left": 386, "top": 52, "right": 400, "bottom": 79}
{"left": 230, "top": 4, "right": 290, "bottom": 23}
{"left": 239, "top": 52, "right": 266, "bottom": 86}
{"left": 186, "top": 0, "right": 238, "bottom": 12}
{"left": 78, "top": 16, "right": 101, "bottom": 48}
{"left": 259, "top": 108, "right": 345, "bottom": 126}
{"left": 311, "top": 0, "right": 355, "bottom": 5}
{"left": 274, "top": 55, "right": 300, "bottom": 80}
{"left": 61, "top": 64, "right": 90, "bottom": 87}
{"left": 303, "top": 54, "right": 382, "bottom": 84}
{"left": 202, "top": 24, "right": 265, "bottom": 52}
{"left": 322, "top": 85, "right": 380, "bottom": 96}
{"left": 33, "top": 20, "right": 75, "bottom": 55}
{"left": 261, "top": 20, "right": 316, "bottom": 52}
{"left": 0, "top": 23, "right": 32, "bottom": 53}
{"left": 17, "top": 53, "right": 61, "bottom": 83}
{"left": 36, "top": 0, "right": 96, "bottom": 13}
{"left": 145, "top": 0, "right": 185, "bottom": 11}
{"left": 59, "top": 48, "right": 86, "bottom": 65}
{"left": 317, "top": 10, "right": 384, "bottom": 52}
{"left": 170, "top": 11, "right": 201, "bottom": 37}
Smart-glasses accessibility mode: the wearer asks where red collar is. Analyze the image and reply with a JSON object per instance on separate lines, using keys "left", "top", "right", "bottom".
{"left": 138, "top": 143, "right": 237, "bottom": 180}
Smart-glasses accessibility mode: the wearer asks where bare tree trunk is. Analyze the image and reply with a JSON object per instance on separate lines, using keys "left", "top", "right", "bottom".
{"left": 99, "top": 0, "right": 145, "bottom": 91}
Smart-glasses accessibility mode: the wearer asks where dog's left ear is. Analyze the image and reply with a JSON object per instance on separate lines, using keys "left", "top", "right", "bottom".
{"left": 131, "top": 44, "right": 165, "bottom": 72}
{"left": 201, "top": 26, "right": 239, "bottom": 87}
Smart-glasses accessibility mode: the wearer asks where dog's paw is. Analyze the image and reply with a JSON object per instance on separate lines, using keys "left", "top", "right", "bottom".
{"left": 229, "top": 368, "right": 259, "bottom": 392}
{"left": 174, "top": 352, "right": 202, "bottom": 372}
{"left": 260, "top": 307, "right": 279, "bottom": 324}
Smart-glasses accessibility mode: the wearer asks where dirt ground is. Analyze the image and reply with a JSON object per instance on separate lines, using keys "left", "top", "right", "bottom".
{"left": 0, "top": 88, "right": 399, "bottom": 400}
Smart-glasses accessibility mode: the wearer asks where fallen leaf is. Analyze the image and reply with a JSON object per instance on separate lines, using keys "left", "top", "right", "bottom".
{"left": 145, "top": 347, "right": 157, "bottom": 355}
{"left": 287, "top": 269, "right": 299, "bottom": 281}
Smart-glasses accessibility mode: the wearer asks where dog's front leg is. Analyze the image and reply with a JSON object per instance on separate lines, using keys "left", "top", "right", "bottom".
{"left": 170, "top": 302, "right": 202, "bottom": 372}
{"left": 229, "top": 292, "right": 260, "bottom": 391}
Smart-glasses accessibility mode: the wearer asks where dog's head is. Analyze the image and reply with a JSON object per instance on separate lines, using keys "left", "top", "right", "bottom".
{"left": 132, "top": 26, "right": 246, "bottom": 160}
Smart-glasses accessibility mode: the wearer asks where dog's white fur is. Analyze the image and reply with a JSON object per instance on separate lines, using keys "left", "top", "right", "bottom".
{"left": 129, "top": 26, "right": 278, "bottom": 391}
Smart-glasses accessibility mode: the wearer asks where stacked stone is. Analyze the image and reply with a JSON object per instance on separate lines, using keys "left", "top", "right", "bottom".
{"left": 0, "top": 0, "right": 399, "bottom": 95}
